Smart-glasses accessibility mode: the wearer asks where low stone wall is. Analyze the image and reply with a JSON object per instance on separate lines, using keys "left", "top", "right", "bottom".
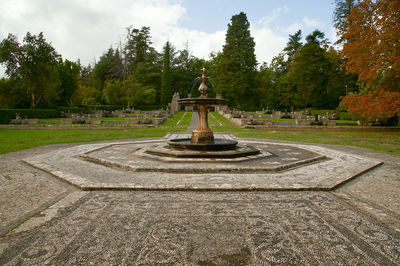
{"left": 241, "top": 119, "right": 273, "bottom": 126}
{"left": 10, "top": 119, "right": 39, "bottom": 125}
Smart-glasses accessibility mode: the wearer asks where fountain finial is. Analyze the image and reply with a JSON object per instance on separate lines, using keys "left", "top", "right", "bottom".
{"left": 198, "top": 68, "right": 208, "bottom": 98}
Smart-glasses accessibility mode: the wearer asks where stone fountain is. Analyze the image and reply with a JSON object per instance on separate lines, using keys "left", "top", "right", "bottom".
{"left": 168, "top": 68, "right": 239, "bottom": 151}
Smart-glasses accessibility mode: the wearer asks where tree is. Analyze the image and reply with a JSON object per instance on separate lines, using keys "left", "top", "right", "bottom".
{"left": 160, "top": 41, "right": 173, "bottom": 105}
{"left": 0, "top": 32, "right": 61, "bottom": 108}
{"left": 104, "top": 80, "right": 125, "bottom": 105}
{"left": 90, "top": 47, "right": 123, "bottom": 102}
{"left": 0, "top": 78, "right": 28, "bottom": 108}
{"left": 123, "top": 26, "right": 152, "bottom": 77}
{"left": 341, "top": 0, "right": 400, "bottom": 90}
{"left": 325, "top": 48, "right": 358, "bottom": 108}
{"left": 339, "top": 89, "right": 400, "bottom": 121}
{"left": 172, "top": 48, "right": 203, "bottom": 98}
{"left": 57, "top": 59, "right": 80, "bottom": 106}
{"left": 70, "top": 83, "right": 100, "bottom": 106}
{"left": 214, "top": 12, "right": 257, "bottom": 108}
{"left": 283, "top": 30, "right": 303, "bottom": 61}
{"left": 333, "top": 0, "right": 357, "bottom": 44}
{"left": 287, "top": 30, "right": 331, "bottom": 108}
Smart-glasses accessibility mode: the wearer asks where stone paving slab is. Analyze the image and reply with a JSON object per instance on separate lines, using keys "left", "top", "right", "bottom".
{"left": 1, "top": 191, "right": 399, "bottom": 265}
{"left": 0, "top": 138, "right": 399, "bottom": 264}
{"left": 22, "top": 134, "right": 383, "bottom": 191}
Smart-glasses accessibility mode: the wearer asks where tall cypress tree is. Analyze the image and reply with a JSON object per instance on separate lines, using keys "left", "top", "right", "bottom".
{"left": 161, "top": 41, "right": 172, "bottom": 105}
{"left": 215, "top": 12, "right": 257, "bottom": 108}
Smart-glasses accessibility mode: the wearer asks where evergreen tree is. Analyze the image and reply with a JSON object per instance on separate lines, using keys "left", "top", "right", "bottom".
{"left": 160, "top": 41, "right": 172, "bottom": 105}
{"left": 90, "top": 47, "right": 117, "bottom": 102}
{"left": 123, "top": 26, "right": 152, "bottom": 77}
{"left": 283, "top": 30, "right": 303, "bottom": 61}
{"left": 288, "top": 30, "right": 331, "bottom": 108}
{"left": 214, "top": 12, "right": 257, "bottom": 108}
{"left": 333, "top": 0, "right": 357, "bottom": 44}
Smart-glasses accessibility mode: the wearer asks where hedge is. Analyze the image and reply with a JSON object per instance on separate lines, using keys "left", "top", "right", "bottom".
{"left": 132, "top": 105, "right": 166, "bottom": 111}
{"left": 0, "top": 109, "right": 59, "bottom": 124}
{"left": 0, "top": 105, "right": 167, "bottom": 124}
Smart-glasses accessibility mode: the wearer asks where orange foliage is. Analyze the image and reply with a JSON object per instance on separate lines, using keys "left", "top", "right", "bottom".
{"left": 339, "top": 89, "right": 400, "bottom": 120}
{"left": 341, "top": 0, "right": 400, "bottom": 90}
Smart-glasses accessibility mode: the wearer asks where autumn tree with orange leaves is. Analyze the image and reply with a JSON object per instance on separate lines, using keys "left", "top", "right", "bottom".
{"left": 339, "top": 0, "right": 400, "bottom": 122}
{"left": 339, "top": 89, "right": 400, "bottom": 120}
{"left": 341, "top": 0, "right": 400, "bottom": 89}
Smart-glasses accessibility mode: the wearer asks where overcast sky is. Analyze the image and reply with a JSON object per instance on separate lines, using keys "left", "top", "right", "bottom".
{"left": 0, "top": 0, "right": 337, "bottom": 74}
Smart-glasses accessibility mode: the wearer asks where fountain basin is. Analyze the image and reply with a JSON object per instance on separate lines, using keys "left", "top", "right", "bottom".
{"left": 168, "top": 138, "right": 238, "bottom": 151}
{"left": 178, "top": 98, "right": 229, "bottom": 106}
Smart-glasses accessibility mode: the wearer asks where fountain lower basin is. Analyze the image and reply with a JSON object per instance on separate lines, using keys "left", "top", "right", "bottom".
{"left": 168, "top": 138, "right": 238, "bottom": 151}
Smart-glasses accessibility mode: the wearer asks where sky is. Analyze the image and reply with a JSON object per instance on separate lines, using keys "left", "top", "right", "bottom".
{"left": 0, "top": 0, "right": 338, "bottom": 75}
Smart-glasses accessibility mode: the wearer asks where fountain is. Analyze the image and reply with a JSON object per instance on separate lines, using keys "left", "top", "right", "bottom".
{"left": 144, "top": 68, "right": 262, "bottom": 159}
{"left": 168, "top": 68, "right": 240, "bottom": 151}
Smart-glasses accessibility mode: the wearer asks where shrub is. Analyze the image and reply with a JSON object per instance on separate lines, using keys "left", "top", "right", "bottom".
{"left": 0, "top": 109, "right": 59, "bottom": 124}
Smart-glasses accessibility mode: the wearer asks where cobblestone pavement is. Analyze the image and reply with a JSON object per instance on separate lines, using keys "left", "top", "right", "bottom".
{"left": 0, "top": 139, "right": 399, "bottom": 264}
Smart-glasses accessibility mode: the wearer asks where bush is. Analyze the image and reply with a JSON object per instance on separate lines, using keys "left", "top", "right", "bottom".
{"left": 132, "top": 105, "right": 166, "bottom": 111}
{"left": 0, "top": 109, "right": 59, "bottom": 124}
{"left": 338, "top": 111, "right": 359, "bottom": 121}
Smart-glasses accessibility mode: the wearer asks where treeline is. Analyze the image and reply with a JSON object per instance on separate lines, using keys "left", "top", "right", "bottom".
{"left": 1, "top": 0, "right": 397, "bottom": 114}
{"left": 0, "top": 28, "right": 206, "bottom": 109}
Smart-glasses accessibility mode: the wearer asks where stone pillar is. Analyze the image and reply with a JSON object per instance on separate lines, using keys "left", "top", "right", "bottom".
{"left": 191, "top": 105, "right": 214, "bottom": 143}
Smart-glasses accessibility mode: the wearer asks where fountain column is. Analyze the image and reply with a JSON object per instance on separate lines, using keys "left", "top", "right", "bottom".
{"left": 192, "top": 104, "right": 214, "bottom": 143}
{"left": 191, "top": 68, "right": 214, "bottom": 143}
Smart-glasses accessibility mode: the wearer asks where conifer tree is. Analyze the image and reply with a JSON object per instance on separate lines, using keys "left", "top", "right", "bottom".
{"left": 215, "top": 12, "right": 257, "bottom": 108}
{"left": 161, "top": 41, "right": 172, "bottom": 105}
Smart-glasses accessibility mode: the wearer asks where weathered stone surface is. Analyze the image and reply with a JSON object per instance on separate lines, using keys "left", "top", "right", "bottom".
{"left": 1, "top": 191, "right": 399, "bottom": 265}
{"left": 0, "top": 145, "right": 75, "bottom": 236}
{"left": 22, "top": 134, "right": 382, "bottom": 191}
{"left": 0, "top": 137, "right": 399, "bottom": 264}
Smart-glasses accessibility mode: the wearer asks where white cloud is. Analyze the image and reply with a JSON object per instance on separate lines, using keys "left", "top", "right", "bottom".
{"left": 284, "top": 21, "right": 303, "bottom": 35}
{"left": 251, "top": 26, "right": 287, "bottom": 65}
{"left": 165, "top": 28, "right": 225, "bottom": 58}
{"left": 0, "top": 0, "right": 186, "bottom": 65}
{"left": 302, "top": 16, "right": 321, "bottom": 28}
{"left": 258, "top": 6, "right": 289, "bottom": 26}
{"left": 0, "top": 0, "right": 329, "bottom": 75}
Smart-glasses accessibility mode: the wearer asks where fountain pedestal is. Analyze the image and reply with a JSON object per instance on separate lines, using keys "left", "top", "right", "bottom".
{"left": 191, "top": 104, "right": 214, "bottom": 143}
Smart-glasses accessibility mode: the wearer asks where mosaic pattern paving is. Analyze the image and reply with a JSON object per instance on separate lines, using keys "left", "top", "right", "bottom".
{"left": 1, "top": 191, "right": 399, "bottom": 265}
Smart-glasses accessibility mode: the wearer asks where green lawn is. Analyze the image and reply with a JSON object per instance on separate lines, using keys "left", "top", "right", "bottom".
{"left": 1, "top": 111, "right": 399, "bottom": 156}
{"left": 209, "top": 112, "right": 400, "bottom": 156}
{"left": 0, "top": 112, "right": 189, "bottom": 154}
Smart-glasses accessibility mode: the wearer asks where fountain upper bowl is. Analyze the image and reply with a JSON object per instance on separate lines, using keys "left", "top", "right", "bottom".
{"left": 178, "top": 97, "right": 228, "bottom": 106}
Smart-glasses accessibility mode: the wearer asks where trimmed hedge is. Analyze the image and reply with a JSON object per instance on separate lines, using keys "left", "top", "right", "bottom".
{"left": 57, "top": 105, "right": 124, "bottom": 113}
{"left": 0, "top": 105, "right": 167, "bottom": 124}
{"left": 132, "top": 105, "right": 166, "bottom": 111}
{"left": 0, "top": 109, "right": 59, "bottom": 124}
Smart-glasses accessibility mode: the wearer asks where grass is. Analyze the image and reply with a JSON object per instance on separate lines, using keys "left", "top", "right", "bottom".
{"left": 233, "top": 130, "right": 400, "bottom": 155}
{"left": 1, "top": 111, "right": 399, "bottom": 156}
{"left": 0, "top": 112, "right": 190, "bottom": 154}
{"left": 99, "top": 117, "right": 127, "bottom": 121}
{"left": 209, "top": 112, "right": 400, "bottom": 156}
{"left": 39, "top": 118, "right": 63, "bottom": 121}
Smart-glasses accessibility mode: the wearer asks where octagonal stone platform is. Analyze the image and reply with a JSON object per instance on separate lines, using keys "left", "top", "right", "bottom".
{"left": 22, "top": 134, "right": 383, "bottom": 191}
